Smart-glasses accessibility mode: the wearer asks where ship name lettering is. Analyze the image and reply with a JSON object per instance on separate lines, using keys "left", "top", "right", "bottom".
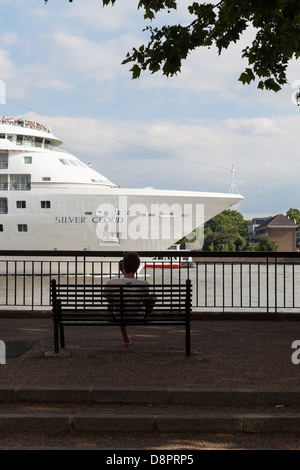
{"left": 92, "top": 216, "right": 123, "bottom": 224}
{"left": 55, "top": 217, "right": 87, "bottom": 223}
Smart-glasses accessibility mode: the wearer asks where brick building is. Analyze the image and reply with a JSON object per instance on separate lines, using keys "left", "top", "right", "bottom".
{"left": 248, "top": 214, "right": 298, "bottom": 252}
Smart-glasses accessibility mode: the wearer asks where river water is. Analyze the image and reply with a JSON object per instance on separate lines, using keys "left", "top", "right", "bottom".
{"left": 1, "top": 261, "right": 299, "bottom": 312}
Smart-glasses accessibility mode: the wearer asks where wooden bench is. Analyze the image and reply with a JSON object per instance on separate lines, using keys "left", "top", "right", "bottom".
{"left": 50, "top": 279, "right": 192, "bottom": 356}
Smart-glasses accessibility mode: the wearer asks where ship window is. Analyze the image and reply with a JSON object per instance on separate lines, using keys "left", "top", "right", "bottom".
{"left": 41, "top": 200, "right": 51, "bottom": 209}
{"left": 16, "top": 135, "right": 23, "bottom": 145}
{"left": 0, "top": 198, "right": 8, "bottom": 214}
{"left": 0, "top": 153, "right": 8, "bottom": 169}
{"left": 0, "top": 224, "right": 3, "bottom": 232}
{"left": 59, "top": 159, "right": 69, "bottom": 165}
{"left": 24, "top": 156, "right": 32, "bottom": 164}
{"left": 34, "top": 137, "right": 43, "bottom": 148}
{"left": 160, "top": 211, "right": 174, "bottom": 217}
{"left": 24, "top": 135, "right": 34, "bottom": 146}
{"left": 42, "top": 177, "right": 51, "bottom": 181}
{"left": 10, "top": 175, "right": 31, "bottom": 191}
{"left": 0, "top": 175, "right": 8, "bottom": 190}
{"left": 16, "top": 201, "right": 26, "bottom": 209}
{"left": 68, "top": 160, "right": 79, "bottom": 166}
{"left": 18, "top": 224, "right": 28, "bottom": 232}
{"left": 0, "top": 134, "right": 5, "bottom": 139}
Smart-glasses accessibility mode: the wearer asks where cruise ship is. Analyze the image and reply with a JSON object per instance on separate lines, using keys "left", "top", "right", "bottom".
{"left": 0, "top": 117, "right": 243, "bottom": 254}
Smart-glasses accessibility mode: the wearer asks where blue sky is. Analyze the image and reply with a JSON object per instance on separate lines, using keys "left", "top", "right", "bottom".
{"left": 1, "top": 0, "right": 300, "bottom": 220}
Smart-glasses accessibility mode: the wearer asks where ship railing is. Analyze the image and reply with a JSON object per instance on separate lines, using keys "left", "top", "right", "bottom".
{"left": 10, "top": 183, "right": 31, "bottom": 191}
{"left": 0, "top": 118, "right": 49, "bottom": 133}
{"left": 0, "top": 250, "right": 299, "bottom": 315}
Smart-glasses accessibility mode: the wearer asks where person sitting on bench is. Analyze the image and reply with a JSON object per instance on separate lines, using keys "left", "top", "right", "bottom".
{"left": 105, "top": 252, "right": 156, "bottom": 346}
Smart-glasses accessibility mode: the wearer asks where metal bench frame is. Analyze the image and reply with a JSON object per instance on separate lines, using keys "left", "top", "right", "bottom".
{"left": 50, "top": 279, "right": 192, "bottom": 356}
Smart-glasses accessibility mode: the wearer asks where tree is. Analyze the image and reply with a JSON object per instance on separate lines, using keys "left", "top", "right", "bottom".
{"left": 257, "top": 236, "right": 278, "bottom": 251}
{"left": 202, "top": 210, "right": 251, "bottom": 251}
{"left": 286, "top": 208, "right": 300, "bottom": 226}
{"left": 48, "top": 0, "right": 300, "bottom": 92}
{"left": 205, "top": 209, "right": 250, "bottom": 238}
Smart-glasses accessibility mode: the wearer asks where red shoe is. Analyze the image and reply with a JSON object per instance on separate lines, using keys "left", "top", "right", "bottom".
{"left": 123, "top": 337, "right": 132, "bottom": 346}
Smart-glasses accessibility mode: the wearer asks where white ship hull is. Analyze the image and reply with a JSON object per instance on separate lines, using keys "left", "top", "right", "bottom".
{"left": 0, "top": 187, "right": 242, "bottom": 251}
{"left": 0, "top": 118, "right": 243, "bottom": 273}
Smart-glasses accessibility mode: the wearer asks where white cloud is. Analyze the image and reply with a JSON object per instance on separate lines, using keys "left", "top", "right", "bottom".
{"left": 19, "top": 112, "right": 300, "bottom": 214}
{"left": 49, "top": 31, "right": 128, "bottom": 85}
{"left": 59, "top": 0, "right": 142, "bottom": 32}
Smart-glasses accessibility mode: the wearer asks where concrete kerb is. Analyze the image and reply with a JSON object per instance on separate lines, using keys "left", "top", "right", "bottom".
{"left": 1, "top": 387, "right": 300, "bottom": 406}
{"left": 1, "top": 413, "right": 300, "bottom": 433}
{"left": 1, "top": 387, "right": 300, "bottom": 434}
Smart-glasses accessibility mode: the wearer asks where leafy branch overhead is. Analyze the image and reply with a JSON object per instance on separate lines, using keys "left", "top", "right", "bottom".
{"left": 46, "top": 0, "right": 300, "bottom": 91}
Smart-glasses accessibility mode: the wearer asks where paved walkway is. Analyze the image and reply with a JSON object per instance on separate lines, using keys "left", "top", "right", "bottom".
{"left": 1, "top": 314, "right": 300, "bottom": 389}
{"left": 1, "top": 313, "right": 300, "bottom": 448}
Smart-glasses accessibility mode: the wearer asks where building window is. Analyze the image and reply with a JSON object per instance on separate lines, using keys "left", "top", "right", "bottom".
{"left": 18, "top": 224, "right": 28, "bottom": 232}
{"left": 24, "top": 156, "right": 32, "bottom": 164}
{"left": 16, "top": 201, "right": 26, "bottom": 209}
{"left": 42, "top": 177, "right": 51, "bottom": 181}
{"left": 41, "top": 200, "right": 51, "bottom": 209}
{"left": 0, "top": 224, "right": 3, "bottom": 232}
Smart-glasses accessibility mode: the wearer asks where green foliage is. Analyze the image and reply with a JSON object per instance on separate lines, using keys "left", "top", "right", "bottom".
{"left": 286, "top": 208, "right": 300, "bottom": 225}
{"left": 45, "top": 0, "right": 300, "bottom": 91}
{"left": 116, "top": 0, "right": 300, "bottom": 91}
{"left": 257, "top": 236, "right": 278, "bottom": 252}
{"left": 202, "top": 210, "right": 250, "bottom": 251}
{"left": 243, "top": 237, "right": 277, "bottom": 251}
{"left": 197, "top": 209, "right": 278, "bottom": 252}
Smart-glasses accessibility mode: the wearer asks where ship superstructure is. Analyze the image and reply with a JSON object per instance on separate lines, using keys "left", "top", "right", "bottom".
{"left": 0, "top": 117, "right": 243, "bottom": 252}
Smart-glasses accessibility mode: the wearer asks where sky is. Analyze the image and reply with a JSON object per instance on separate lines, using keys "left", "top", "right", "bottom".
{"left": 1, "top": 0, "right": 300, "bottom": 220}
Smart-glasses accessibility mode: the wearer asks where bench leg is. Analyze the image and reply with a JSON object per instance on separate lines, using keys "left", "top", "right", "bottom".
{"left": 186, "top": 322, "right": 191, "bottom": 357}
{"left": 60, "top": 324, "right": 65, "bottom": 349}
{"left": 54, "top": 322, "right": 59, "bottom": 354}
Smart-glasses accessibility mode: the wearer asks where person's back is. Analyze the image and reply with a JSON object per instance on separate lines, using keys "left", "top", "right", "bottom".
{"left": 105, "top": 252, "right": 154, "bottom": 345}
{"left": 105, "top": 276, "right": 150, "bottom": 316}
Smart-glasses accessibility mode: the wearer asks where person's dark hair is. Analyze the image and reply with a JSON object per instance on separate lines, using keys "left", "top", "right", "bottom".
{"left": 122, "top": 252, "right": 140, "bottom": 274}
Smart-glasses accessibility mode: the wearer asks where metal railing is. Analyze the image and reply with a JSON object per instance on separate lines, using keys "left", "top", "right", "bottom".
{"left": 0, "top": 250, "right": 299, "bottom": 313}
